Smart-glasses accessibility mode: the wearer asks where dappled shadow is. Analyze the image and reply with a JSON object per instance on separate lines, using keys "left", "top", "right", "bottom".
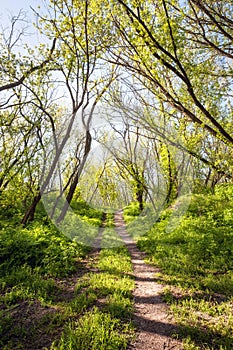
{"left": 133, "top": 313, "right": 181, "bottom": 338}
{"left": 0, "top": 300, "right": 62, "bottom": 350}
{"left": 133, "top": 294, "right": 165, "bottom": 305}
{"left": 134, "top": 275, "right": 158, "bottom": 282}
{"left": 157, "top": 274, "right": 229, "bottom": 305}
{"left": 132, "top": 310, "right": 233, "bottom": 349}
{"left": 115, "top": 213, "right": 233, "bottom": 349}
{"left": 114, "top": 211, "right": 184, "bottom": 349}
{"left": 54, "top": 260, "right": 90, "bottom": 302}
{"left": 179, "top": 323, "right": 233, "bottom": 349}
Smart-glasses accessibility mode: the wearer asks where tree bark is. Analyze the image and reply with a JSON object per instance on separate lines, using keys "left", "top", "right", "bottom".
{"left": 56, "top": 130, "right": 92, "bottom": 224}
{"left": 21, "top": 193, "right": 41, "bottom": 225}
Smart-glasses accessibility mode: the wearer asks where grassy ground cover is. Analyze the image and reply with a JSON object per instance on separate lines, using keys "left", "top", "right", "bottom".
{"left": 0, "top": 201, "right": 103, "bottom": 349}
{"left": 50, "top": 212, "right": 135, "bottom": 349}
{"left": 124, "top": 185, "right": 233, "bottom": 349}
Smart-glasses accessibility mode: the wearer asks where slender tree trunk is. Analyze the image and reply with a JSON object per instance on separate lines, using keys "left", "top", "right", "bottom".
{"left": 21, "top": 107, "right": 80, "bottom": 225}
{"left": 164, "top": 148, "right": 177, "bottom": 205}
{"left": 204, "top": 168, "right": 212, "bottom": 187}
{"left": 56, "top": 130, "right": 92, "bottom": 224}
{"left": 136, "top": 188, "right": 144, "bottom": 211}
{"left": 21, "top": 193, "right": 41, "bottom": 225}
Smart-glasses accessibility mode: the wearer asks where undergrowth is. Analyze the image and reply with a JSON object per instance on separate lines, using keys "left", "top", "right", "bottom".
{"left": 50, "top": 212, "right": 135, "bottom": 349}
{"left": 126, "top": 184, "right": 233, "bottom": 349}
{"left": 0, "top": 200, "right": 104, "bottom": 349}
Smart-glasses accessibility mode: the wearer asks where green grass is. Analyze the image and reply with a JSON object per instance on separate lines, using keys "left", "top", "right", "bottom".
{"left": 50, "top": 307, "right": 131, "bottom": 350}
{"left": 71, "top": 199, "right": 103, "bottom": 227}
{"left": 123, "top": 202, "right": 142, "bottom": 225}
{"left": 123, "top": 202, "right": 160, "bottom": 240}
{"left": 162, "top": 288, "right": 233, "bottom": 350}
{"left": 0, "top": 227, "right": 88, "bottom": 349}
{"left": 0, "top": 221, "right": 89, "bottom": 277}
{"left": 173, "top": 297, "right": 233, "bottom": 350}
{"left": 104, "top": 212, "right": 115, "bottom": 228}
{"left": 0, "top": 266, "right": 56, "bottom": 305}
{"left": 0, "top": 200, "right": 107, "bottom": 349}
{"left": 51, "top": 215, "right": 135, "bottom": 349}
{"left": 128, "top": 184, "right": 233, "bottom": 349}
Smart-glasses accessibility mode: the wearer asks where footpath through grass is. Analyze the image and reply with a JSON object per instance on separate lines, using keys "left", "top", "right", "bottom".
{"left": 124, "top": 184, "right": 233, "bottom": 350}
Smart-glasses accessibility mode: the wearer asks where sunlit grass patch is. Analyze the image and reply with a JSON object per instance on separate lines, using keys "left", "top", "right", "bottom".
{"left": 67, "top": 291, "right": 98, "bottom": 314}
{"left": 172, "top": 293, "right": 233, "bottom": 349}
{"left": 91, "top": 272, "right": 133, "bottom": 297}
{"left": 161, "top": 285, "right": 233, "bottom": 349}
{"left": 51, "top": 222, "right": 135, "bottom": 349}
{"left": 98, "top": 245, "right": 132, "bottom": 274}
{"left": 105, "top": 293, "right": 133, "bottom": 318}
{"left": 75, "top": 229, "right": 134, "bottom": 308}
{"left": 50, "top": 307, "right": 132, "bottom": 350}
{"left": 0, "top": 265, "right": 56, "bottom": 305}
{"left": 134, "top": 185, "right": 233, "bottom": 349}
{"left": 105, "top": 212, "right": 115, "bottom": 228}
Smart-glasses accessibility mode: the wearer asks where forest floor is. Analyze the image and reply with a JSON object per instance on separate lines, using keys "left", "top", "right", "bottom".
{"left": 0, "top": 212, "right": 184, "bottom": 350}
{"left": 114, "top": 210, "right": 183, "bottom": 350}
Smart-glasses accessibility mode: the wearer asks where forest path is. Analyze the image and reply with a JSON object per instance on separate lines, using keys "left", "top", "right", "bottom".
{"left": 114, "top": 210, "right": 183, "bottom": 350}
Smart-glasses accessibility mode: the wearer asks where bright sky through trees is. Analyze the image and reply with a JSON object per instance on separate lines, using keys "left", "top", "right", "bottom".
{"left": 1, "top": 0, "right": 38, "bottom": 14}
{"left": 1, "top": 0, "right": 48, "bottom": 51}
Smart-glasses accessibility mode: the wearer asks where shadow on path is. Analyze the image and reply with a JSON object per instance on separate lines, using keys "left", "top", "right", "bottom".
{"left": 114, "top": 210, "right": 183, "bottom": 350}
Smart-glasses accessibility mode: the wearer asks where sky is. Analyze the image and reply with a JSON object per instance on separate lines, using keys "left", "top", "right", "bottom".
{"left": 1, "top": 0, "right": 40, "bottom": 17}
{"left": 1, "top": 0, "right": 49, "bottom": 48}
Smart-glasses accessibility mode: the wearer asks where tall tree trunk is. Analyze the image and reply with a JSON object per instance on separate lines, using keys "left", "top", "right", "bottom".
{"left": 136, "top": 187, "right": 144, "bottom": 211}
{"left": 164, "top": 148, "right": 178, "bottom": 205}
{"left": 56, "top": 130, "right": 92, "bottom": 224}
{"left": 21, "top": 193, "right": 41, "bottom": 225}
{"left": 21, "top": 107, "right": 80, "bottom": 225}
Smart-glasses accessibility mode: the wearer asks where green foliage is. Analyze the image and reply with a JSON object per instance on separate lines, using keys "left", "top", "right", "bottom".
{"left": 170, "top": 296, "right": 233, "bottom": 350}
{"left": 0, "top": 265, "right": 56, "bottom": 305}
{"left": 71, "top": 199, "right": 103, "bottom": 227}
{"left": 0, "top": 220, "right": 90, "bottom": 325}
{"left": 67, "top": 291, "right": 98, "bottom": 314}
{"left": 123, "top": 202, "right": 141, "bottom": 223}
{"left": 0, "top": 222, "right": 85, "bottom": 278}
{"left": 104, "top": 212, "right": 115, "bottom": 228}
{"left": 123, "top": 203, "right": 160, "bottom": 240}
{"left": 96, "top": 166, "right": 118, "bottom": 205}
{"left": 136, "top": 183, "right": 233, "bottom": 349}
{"left": 0, "top": 201, "right": 105, "bottom": 349}
{"left": 137, "top": 185, "right": 233, "bottom": 293}
{"left": 50, "top": 308, "right": 130, "bottom": 350}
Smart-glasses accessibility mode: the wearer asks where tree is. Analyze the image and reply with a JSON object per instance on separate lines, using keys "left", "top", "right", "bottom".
{"left": 1, "top": 0, "right": 233, "bottom": 225}
{"left": 21, "top": 0, "right": 117, "bottom": 224}
{"left": 187, "top": 0, "right": 233, "bottom": 60}
{"left": 96, "top": 109, "right": 160, "bottom": 211}
{"left": 0, "top": 10, "right": 56, "bottom": 94}
{"left": 107, "top": 0, "right": 233, "bottom": 147}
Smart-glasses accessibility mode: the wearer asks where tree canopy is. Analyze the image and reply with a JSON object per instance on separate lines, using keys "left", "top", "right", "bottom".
{"left": 0, "top": 0, "right": 232, "bottom": 222}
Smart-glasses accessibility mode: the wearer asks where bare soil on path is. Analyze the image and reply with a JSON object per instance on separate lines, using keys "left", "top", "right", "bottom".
{"left": 114, "top": 210, "right": 183, "bottom": 350}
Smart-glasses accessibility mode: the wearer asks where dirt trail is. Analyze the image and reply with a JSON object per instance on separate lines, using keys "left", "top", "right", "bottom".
{"left": 114, "top": 210, "right": 183, "bottom": 350}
